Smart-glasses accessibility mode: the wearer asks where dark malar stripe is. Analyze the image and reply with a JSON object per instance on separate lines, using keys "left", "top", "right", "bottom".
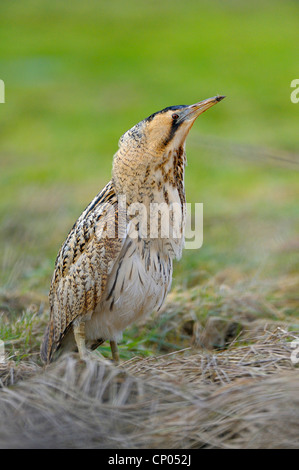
{"left": 163, "top": 118, "right": 184, "bottom": 147}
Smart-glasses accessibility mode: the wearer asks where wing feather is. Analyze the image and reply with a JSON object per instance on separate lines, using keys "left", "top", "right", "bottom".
{"left": 41, "top": 181, "right": 126, "bottom": 363}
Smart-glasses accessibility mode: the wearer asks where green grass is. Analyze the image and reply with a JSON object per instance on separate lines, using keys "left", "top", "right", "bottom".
{"left": 0, "top": 0, "right": 298, "bottom": 362}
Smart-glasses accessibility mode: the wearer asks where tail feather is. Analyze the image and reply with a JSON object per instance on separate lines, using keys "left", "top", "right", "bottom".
{"left": 40, "top": 322, "right": 55, "bottom": 364}
{"left": 41, "top": 322, "right": 105, "bottom": 364}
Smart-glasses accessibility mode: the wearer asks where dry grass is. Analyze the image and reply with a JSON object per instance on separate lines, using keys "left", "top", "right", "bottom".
{"left": 0, "top": 270, "right": 298, "bottom": 448}
{"left": 123, "top": 328, "right": 298, "bottom": 386}
{"left": 0, "top": 361, "right": 39, "bottom": 388}
{"left": 0, "top": 328, "right": 298, "bottom": 449}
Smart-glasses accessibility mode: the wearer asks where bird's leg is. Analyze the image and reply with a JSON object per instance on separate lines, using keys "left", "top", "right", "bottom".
{"left": 110, "top": 340, "right": 119, "bottom": 363}
{"left": 73, "top": 321, "right": 87, "bottom": 360}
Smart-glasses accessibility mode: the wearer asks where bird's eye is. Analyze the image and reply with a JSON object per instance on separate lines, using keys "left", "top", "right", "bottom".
{"left": 172, "top": 113, "right": 179, "bottom": 120}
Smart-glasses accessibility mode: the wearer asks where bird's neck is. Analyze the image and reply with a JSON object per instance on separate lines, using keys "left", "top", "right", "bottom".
{"left": 152, "top": 145, "right": 186, "bottom": 206}
{"left": 112, "top": 145, "right": 186, "bottom": 258}
{"left": 112, "top": 145, "right": 186, "bottom": 207}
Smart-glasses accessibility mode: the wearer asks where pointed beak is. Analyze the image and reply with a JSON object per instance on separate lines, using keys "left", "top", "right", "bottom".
{"left": 182, "top": 95, "right": 226, "bottom": 122}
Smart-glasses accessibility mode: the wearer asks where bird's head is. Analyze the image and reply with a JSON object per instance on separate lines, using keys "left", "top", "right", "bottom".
{"left": 118, "top": 95, "right": 225, "bottom": 153}
{"left": 113, "top": 95, "right": 225, "bottom": 200}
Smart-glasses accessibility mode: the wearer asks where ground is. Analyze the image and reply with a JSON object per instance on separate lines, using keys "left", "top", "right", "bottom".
{"left": 0, "top": 0, "right": 298, "bottom": 448}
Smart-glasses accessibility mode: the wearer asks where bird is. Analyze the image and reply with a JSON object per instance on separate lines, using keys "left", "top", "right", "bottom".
{"left": 40, "top": 95, "right": 225, "bottom": 364}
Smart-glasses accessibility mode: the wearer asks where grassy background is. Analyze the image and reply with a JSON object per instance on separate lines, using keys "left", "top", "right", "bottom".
{"left": 0, "top": 0, "right": 298, "bottom": 360}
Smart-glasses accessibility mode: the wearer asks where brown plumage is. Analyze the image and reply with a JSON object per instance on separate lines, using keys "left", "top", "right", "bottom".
{"left": 41, "top": 95, "right": 225, "bottom": 364}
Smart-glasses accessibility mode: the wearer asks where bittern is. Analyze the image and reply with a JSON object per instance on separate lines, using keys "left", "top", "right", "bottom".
{"left": 41, "top": 95, "right": 225, "bottom": 364}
